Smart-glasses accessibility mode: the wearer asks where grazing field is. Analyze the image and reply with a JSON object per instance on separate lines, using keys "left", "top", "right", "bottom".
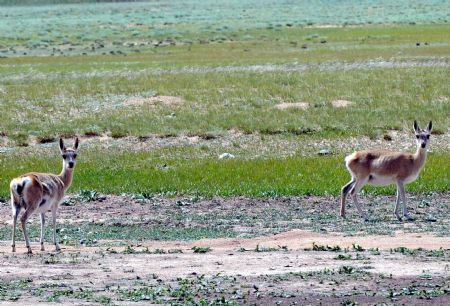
{"left": 0, "top": 1, "right": 449, "bottom": 305}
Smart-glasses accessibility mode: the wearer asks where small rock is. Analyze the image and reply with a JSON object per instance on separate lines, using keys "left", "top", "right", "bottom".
{"left": 425, "top": 216, "right": 437, "bottom": 222}
{"left": 318, "top": 149, "right": 332, "bottom": 156}
{"left": 219, "top": 153, "right": 235, "bottom": 159}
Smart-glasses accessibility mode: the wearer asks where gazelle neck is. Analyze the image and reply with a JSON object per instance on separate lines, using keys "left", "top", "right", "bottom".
{"left": 59, "top": 164, "right": 74, "bottom": 190}
{"left": 414, "top": 145, "right": 427, "bottom": 168}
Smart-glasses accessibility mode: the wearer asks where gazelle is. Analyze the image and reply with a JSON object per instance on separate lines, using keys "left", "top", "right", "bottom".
{"left": 340, "top": 121, "right": 432, "bottom": 221}
{"left": 10, "top": 138, "right": 79, "bottom": 254}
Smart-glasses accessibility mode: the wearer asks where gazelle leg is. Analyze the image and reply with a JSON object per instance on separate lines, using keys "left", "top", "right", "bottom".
{"left": 40, "top": 213, "right": 45, "bottom": 251}
{"left": 11, "top": 203, "right": 21, "bottom": 253}
{"left": 20, "top": 208, "right": 36, "bottom": 254}
{"left": 350, "top": 178, "right": 369, "bottom": 221}
{"left": 340, "top": 179, "right": 355, "bottom": 218}
{"left": 52, "top": 207, "right": 60, "bottom": 252}
{"left": 394, "top": 184, "right": 402, "bottom": 220}
{"left": 399, "top": 183, "right": 413, "bottom": 221}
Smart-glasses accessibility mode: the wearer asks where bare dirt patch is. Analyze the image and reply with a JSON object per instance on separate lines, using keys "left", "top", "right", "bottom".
{"left": 274, "top": 102, "right": 309, "bottom": 110}
{"left": 123, "top": 95, "right": 184, "bottom": 107}
{"left": 331, "top": 99, "right": 354, "bottom": 107}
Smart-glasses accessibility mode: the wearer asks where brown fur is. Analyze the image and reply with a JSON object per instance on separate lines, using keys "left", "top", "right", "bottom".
{"left": 347, "top": 149, "right": 426, "bottom": 181}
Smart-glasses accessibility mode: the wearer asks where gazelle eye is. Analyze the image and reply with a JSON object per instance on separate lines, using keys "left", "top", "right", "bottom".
{"left": 73, "top": 154, "right": 78, "bottom": 159}
{"left": 415, "top": 135, "right": 419, "bottom": 139}
{"left": 62, "top": 154, "right": 67, "bottom": 159}
{"left": 426, "top": 135, "right": 430, "bottom": 139}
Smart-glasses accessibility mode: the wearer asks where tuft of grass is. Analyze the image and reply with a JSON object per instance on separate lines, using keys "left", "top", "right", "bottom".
{"left": 307, "top": 242, "right": 342, "bottom": 252}
{"left": 192, "top": 246, "right": 211, "bottom": 253}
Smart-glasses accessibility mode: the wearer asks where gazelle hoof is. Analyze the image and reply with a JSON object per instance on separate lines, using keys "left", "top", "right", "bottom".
{"left": 40, "top": 246, "right": 45, "bottom": 251}
{"left": 404, "top": 214, "right": 414, "bottom": 221}
{"left": 27, "top": 249, "right": 33, "bottom": 255}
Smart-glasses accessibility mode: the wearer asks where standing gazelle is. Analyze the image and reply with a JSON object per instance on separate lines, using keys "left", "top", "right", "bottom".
{"left": 10, "top": 138, "right": 79, "bottom": 254}
{"left": 340, "top": 121, "right": 432, "bottom": 221}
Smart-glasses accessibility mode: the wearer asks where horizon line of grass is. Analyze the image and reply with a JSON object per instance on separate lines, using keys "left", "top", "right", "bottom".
{"left": 0, "top": 151, "right": 447, "bottom": 199}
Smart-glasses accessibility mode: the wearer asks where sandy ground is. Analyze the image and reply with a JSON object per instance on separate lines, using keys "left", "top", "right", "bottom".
{"left": 0, "top": 194, "right": 449, "bottom": 304}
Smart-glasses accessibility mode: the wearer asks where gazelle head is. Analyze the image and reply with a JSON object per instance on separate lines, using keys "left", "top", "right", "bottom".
{"left": 59, "top": 137, "right": 79, "bottom": 170}
{"left": 413, "top": 120, "right": 432, "bottom": 150}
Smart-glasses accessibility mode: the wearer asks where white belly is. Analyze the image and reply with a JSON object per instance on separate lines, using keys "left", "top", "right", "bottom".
{"left": 36, "top": 196, "right": 58, "bottom": 213}
{"left": 367, "top": 174, "right": 394, "bottom": 186}
{"left": 404, "top": 173, "right": 419, "bottom": 184}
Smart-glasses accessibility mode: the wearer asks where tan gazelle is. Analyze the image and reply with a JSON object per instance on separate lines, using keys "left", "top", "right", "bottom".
{"left": 340, "top": 121, "right": 432, "bottom": 221}
{"left": 10, "top": 138, "right": 79, "bottom": 253}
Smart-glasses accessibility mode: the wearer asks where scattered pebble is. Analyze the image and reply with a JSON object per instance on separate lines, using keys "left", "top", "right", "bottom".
{"left": 318, "top": 149, "right": 332, "bottom": 156}
{"left": 219, "top": 153, "right": 235, "bottom": 159}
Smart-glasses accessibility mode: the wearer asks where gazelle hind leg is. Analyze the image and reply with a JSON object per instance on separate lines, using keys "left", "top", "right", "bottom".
{"left": 40, "top": 213, "right": 45, "bottom": 251}
{"left": 11, "top": 203, "right": 21, "bottom": 253}
{"left": 350, "top": 178, "right": 369, "bottom": 221}
{"left": 340, "top": 179, "right": 355, "bottom": 218}
{"left": 20, "top": 208, "right": 36, "bottom": 254}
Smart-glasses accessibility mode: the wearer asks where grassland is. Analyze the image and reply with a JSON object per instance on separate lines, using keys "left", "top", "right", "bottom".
{"left": 0, "top": 23, "right": 449, "bottom": 199}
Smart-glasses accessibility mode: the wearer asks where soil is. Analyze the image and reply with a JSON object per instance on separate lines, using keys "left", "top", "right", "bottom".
{"left": 0, "top": 194, "right": 448, "bottom": 305}
{"left": 123, "top": 95, "right": 184, "bottom": 107}
{"left": 274, "top": 102, "right": 309, "bottom": 110}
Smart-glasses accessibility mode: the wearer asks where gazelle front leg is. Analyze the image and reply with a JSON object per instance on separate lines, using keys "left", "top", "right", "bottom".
{"left": 398, "top": 182, "right": 413, "bottom": 221}
{"left": 40, "top": 213, "right": 46, "bottom": 251}
{"left": 52, "top": 207, "right": 60, "bottom": 252}
{"left": 394, "top": 183, "right": 402, "bottom": 221}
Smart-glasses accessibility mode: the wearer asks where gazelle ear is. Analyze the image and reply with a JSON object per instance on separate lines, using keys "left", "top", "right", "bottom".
{"left": 427, "top": 121, "right": 433, "bottom": 132}
{"left": 74, "top": 137, "right": 79, "bottom": 150}
{"left": 59, "top": 138, "right": 65, "bottom": 153}
{"left": 413, "top": 120, "right": 420, "bottom": 133}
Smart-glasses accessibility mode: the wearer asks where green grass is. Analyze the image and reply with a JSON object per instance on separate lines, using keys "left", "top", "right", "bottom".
{"left": 0, "top": 148, "right": 448, "bottom": 199}
{"left": 1, "top": 67, "right": 449, "bottom": 142}
{"left": 1, "top": 24, "right": 449, "bottom": 142}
